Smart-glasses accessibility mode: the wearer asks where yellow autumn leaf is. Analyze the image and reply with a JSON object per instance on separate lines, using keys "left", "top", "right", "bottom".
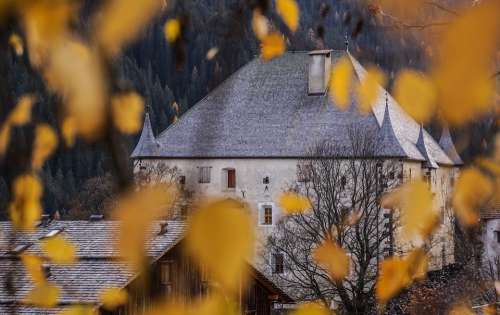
{"left": 448, "top": 304, "right": 475, "bottom": 315}
{"left": 24, "top": 283, "right": 60, "bottom": 307}
{"left": 100, "top": 288, "right": 128, "bottom": 310}
{"left": 112, "top": 184, "right": 177, "bottom": 269}
{"left": 8, "top": 33, "right": 24, "bottom": 55}
{"left": 194, "top": 294, "right": 239, "bottom": 315}
{"left": 376, "top": 256, "right": 411, "bottom": 305}
{"left": 356, "top": 66, "right": 386, "bottom": 113}
{"left": 453, "top": 167, "right": 494, "bottom": 226}
{"left": 252, "top": 9, "right": 269, "bottom": 40}
{"left": 32, "top": 124, "right": 58, "bottom": 170}
{"left": 405, "top": 248, "right": 428, "bottom": 282}
{"left": 394, "top": 69, "right": 436, "bottom": 123}
{"left": 111, "top": 92, "right": 145, "bottom": 134}
{"left": 329, "top": 56, "right": 353, "bottom": 110}
{"left": 206, "top": 47, "right": 219, "bottom": 60}
{"left": 313, "top": 239, "right": 350, "bottom": 281}
{"left": 44, "top": 39, "right": 107, "bottom": 141}
{"left": 276, "top": 0, "right": 299, "bottom": 33}
{"left": 278, "top": 192, "right": 311, "bottom": 214}
{"left": 382, "top": 180, "right": 438, "bottom": 243}
{"left": 41, "top": 235, "right": 77, "bottom": 264}
{"left": 376, "top": 249, "right": 429, "bottom": 305}
{"left": 58, "top": 305, "right": 97, "bottom": 315}
{"left": 94, "top": 0, "right": 163, "bottom": 57}
{"left": 0, "top": 124, "right": 11, "bottom": 156}
{"left": 21, "top": 254, "right": 45, "bottom": 284}
{"left": 290, "top": 302, "right": 329, "bottom": 315}
{"left": 8, "top": 95, "right": 35, "bottom": 126}
{"left": 482, "top": 305, "right": 496, "bottom": 315}
{"left": 21, "top": 0, "right": 75, "bottom": 67}
{"left": 61, "top": 116, "right": 77, "bottom": 147}
{"left": 433, "top": 1, "right": 500, "bottom": 126}
{"left": 9, "top": 174, "right": 43, "bottom": 230}
{"left": 260, "top": 32, "right": 285, "bottom": 61}
{"left": 185, "top": 198, "right": 254, "bottom": 292}
{"left": 164, "top": 18, "right": 181, "bottom": 43}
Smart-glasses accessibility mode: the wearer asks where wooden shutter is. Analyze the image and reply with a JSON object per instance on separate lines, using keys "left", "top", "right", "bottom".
{"left": 227, "top": 169, "right": 236, "bottom": 188}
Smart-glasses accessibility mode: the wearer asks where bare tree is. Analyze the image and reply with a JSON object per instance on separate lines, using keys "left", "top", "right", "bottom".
{"left": 268, "top": 126, "right": 400, "bottom": 314}
{"left": 134, "top": 162, "right": 193, "bottom": 219}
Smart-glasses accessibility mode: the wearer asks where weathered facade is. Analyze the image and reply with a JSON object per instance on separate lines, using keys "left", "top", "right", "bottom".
{"left": 0, "top": 220, "right": 292, "bottom": 314}
{"left": 131, "top": 50, "right": 463, "bottom": 274}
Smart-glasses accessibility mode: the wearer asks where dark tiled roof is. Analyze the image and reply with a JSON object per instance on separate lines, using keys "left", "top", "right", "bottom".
{"left": 0, "top": 305, "right": 69, "bottom": 314}
{"left": 0, "top": 220, "right": 185, "bottom": 258}
{"left": 132, "top": 51, "right": 460, "bottom": 167}
{"left": 439, "top": 127, "right": 464, "bottom": 165}
{"left": 0, "top": 260, "right": 132, "bottom": 304}
{"left": 0, "top": 220, "right": 185, "bottom": 308}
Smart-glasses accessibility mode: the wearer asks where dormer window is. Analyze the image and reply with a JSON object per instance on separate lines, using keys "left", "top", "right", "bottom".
{"left": 40, "top": 229, "right": 63, "bottom": 239}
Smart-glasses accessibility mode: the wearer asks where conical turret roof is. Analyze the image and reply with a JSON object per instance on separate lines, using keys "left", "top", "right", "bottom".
{"left": 438, "top": 126, "right": 463, "bottom": 165}
{"left": 131, "top": 113, "right": 158, "bottom": 158}
{"left": 416, "top": 125, "right": 438, "bottom": 169}
{"left": 374, "top": 98, "right": 407, "bottom": 157}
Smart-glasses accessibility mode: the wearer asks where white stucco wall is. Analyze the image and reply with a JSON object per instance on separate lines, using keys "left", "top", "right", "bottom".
{"left": 134, "top": 157, "right": 459, "bottom": 272}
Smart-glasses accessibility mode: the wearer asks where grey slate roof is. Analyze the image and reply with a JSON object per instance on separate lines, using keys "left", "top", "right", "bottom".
{"left": 132, "top": 51, "right": 460, "bottom": 167}
{"left": 349, "top": 55, "right": 455, "bottom": 166}
{"left": 416, "top": 125, "right": 438, "bottom": 169}
{"left": 0, "top": 220, "right": 185, "bottom": 309}
{"left": 439, "top": 127, "right": 464, "bottom": 165}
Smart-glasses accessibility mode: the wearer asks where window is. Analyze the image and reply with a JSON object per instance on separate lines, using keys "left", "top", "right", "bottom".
{"left": 198, "top": 167, "right": 211, "bottom": 183}
{"left": 160, "top": 261, "right": 174, "bottom": 293}
{"left": 495, "top": 231, "right": 500, "bottom": 243}
{"left": 273, "top": 253, "right": 284, "bottom": 274}
{"left": 263, "top": 206, "right": 273, "bottom": 225}
{"left": 179, "top": 176, "right": 186, "bottom": 185}
{"left": 227, "top": 169, "right": 236, "bottom": 189}
{"left": 263, "top": 176, "right": 270, "bottom": 184}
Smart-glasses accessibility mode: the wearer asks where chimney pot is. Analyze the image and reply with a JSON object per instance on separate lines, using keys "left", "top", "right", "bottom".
{"left": 158, "top": 221, "right": 169, "bottom": 235}
{"left": 308, "top": 50, "right": 333, "bottom": 95}
{"left": 89, "top": 214, "right": 104, "bottom": 221}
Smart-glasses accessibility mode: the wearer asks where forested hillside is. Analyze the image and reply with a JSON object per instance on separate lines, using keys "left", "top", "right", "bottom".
{"left": 1, "top": 0, "right": 490, "bottom": 218}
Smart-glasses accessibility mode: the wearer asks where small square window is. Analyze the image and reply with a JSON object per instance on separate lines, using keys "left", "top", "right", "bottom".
{"left": 263, "top": 206, "right": 273, "bottom": 225}
{"left": 263, "top": 176, "right": 270, "bottom": 184}
{"left": 198, "top": 167, "right": 211, "bottom": 183}
{"left": 179, "top": 176, "right": 186, "bottom": 185}
{"left": 273, "top": 253, "right": 284, "bottom": 274}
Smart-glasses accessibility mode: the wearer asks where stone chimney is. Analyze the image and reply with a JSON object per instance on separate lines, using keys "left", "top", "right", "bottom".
{"left": 308, "top": 49, "right": 332, "bottom": 95}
